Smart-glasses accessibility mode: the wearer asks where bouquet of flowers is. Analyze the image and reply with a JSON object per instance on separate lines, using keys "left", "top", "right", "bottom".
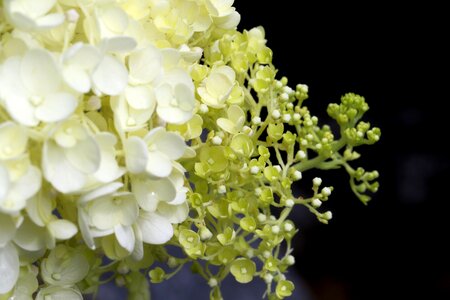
{"left": 0, "top": 0, "right": 380, "bottom": 299}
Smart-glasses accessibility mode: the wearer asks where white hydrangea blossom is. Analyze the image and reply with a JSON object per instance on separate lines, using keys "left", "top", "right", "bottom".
{"left": 0, "top": 0, "right": 241, "bottom": 295}
{"left": 125, "top": 127, "right": 186, "bottom": 178}
{"left": 3, "top": 0, "right": 65, "bottom": 31}
{"left": 198, "top": 65, "right": 236, "bottom": 108}
{"left": 0, "top": 49, "right": 78, "bottom": 127}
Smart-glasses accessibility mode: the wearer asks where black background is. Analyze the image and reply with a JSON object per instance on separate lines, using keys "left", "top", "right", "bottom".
{"left": 234, "top": 1, "right": 449, "bottom": 299}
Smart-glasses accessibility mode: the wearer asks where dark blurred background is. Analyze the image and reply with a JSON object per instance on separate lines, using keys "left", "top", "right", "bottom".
{"left": 233, "top": 1, "right": 449, "bottom": 299}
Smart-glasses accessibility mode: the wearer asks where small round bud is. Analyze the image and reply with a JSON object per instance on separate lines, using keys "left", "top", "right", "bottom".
{"left": 296, "top": 150, "right": 306, "bottom": 160}
{"left": 293, "top": 170, "right": 302, "bottom": 180}
{"left": 323, "top": 211, "right": 333, "bottom": 220}
{"left": 322, "top": 187, "right": 332, "bottom": 196}
{"left": 255, "top": 188, "right": 262, "bottom": 196}
{"left": 200, "top": 227, "right": 213, "bottom": 240}
{"left": 271, "top": 225, "right": 280, "bottom": 234}
{"left": 283, "top": 223, "right": 294, "bottom": 232}
{"left": 66, "top": 9, "right": 80, "bottom": 23}
{"left": 283, "top": 86, "right": 293, "bottom": 94}
{"left": 199, "top": 104, "right": 209, "bottom": 113}
{"left": 208, "top": 278, "right": 218, "bottom": 287}
{"left": 293, "top": 113, "right": 301, "bottom": 121}
{"left": 218, "top": 185, "right": 226, "bottom": 194}
{"left": 280, "top": 93, "right": 289, "bottom": 101}
{"left": 252, "top": 116, "right": 262, "bottom": 125}
{"left": 273, "top": 165, "right": 282, "bottom": 172}
{"left": 212, "top": 136, "right": 222, "bottom": 145}
{"left": 243, "top": 125, "right": 254, "bottom": 136}
{"left": 117, "top": 263, "right": 130, "bottom": 275}
{"left": 86, "top": 96, "right": 101, "bottom": 111}
{"left": 285, "top": 199, "right": 295, "bottom": 208}
{"left": 246, "top": 249, "right": 254, "bottom": 258}
{"left": 285, "top": 255, "right": 295, "bottom": 265}
{"left": 167, "top": 257, "right": 178, "bottom": 268}
{"left": 264, "top": 274, "right": 274, "bottom": 284}
{"left": 306, "top": 133, "right": 314, "bottom": 140}
{"left": 296, "top": 84, "right": 309, "bottom": 93}
{"left": 263, "top": 251, "right": 271, "bottom": 259}
{"left": 250, "top": 166, "right": 260, "bottom": 174}
{"left": 275, "top": 81, "right": 283, "bottom": 88}
{"left": 271, "top": 109, "right": 281, "bottom": 119}
{"left": 115, "top": 276, "right": 126, "bottom": 287}
{"left": 311, "top": 199, "right": 322, "bottom": 208}
{"left": 282, "top": 114, "right": 291, "bottom": 122}
{"left": 257, "top": 214, "right": 267, "bottom": 222}
{"left": 313, "top": 177, "right": 322, "bottom": 186}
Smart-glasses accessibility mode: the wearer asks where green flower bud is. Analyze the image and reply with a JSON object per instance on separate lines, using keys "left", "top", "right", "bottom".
{"left": 240, "top": 216, "right": 257, "bottom": 232}
{"left": 257, "top": 46, "right": 273, "bottom": 64}
{"left": 264, "top": 166, "right": 280, "bottom": 182}
{"left": 230, "top": 258, "right": 256, "bottom": 284}
{"left": 267, "top": 123, "right": 284, "bottom": 141}
{"left": 179, "top": 229, "right": 201, "bottom": 250}
{"left": 230, "top": 134, "right": 254, "bottom": 157}
{"left": 259, "top": 187, "right": 274, "bottom": 206}
{"left": 149, "top": 267, "right": 166, "bottom": 283}
{"left": 217, "top": 227, "right": 236, "bottom": 246}
{"left": 264, "top": 257, "right": 279, "bottom": 272}
{"left": 276, "top": 280, "right": 295, "bottom": 298}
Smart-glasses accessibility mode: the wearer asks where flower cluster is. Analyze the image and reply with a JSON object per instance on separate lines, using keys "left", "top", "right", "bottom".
{"left": 0, "top": 1, "right": 380, "bottom": 299}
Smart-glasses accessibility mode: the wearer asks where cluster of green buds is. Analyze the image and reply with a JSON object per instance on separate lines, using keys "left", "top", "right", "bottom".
{"left": 144, "top": 28, "right": 381, "bottom": 299}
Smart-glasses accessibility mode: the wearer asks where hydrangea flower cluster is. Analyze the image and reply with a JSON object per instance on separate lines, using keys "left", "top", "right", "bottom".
{"left": 0, "top": 1, "right": 380, "bottom": 299}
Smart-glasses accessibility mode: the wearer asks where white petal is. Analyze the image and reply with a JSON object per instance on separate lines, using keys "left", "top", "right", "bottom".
{"left": 146, "top": 151, "right": 172, "bottom": 178}
{"left": 156, "top": 202, "right": 189, "bottom": 224}
{"left": 0, "top": 214, "right": 16, "bottom": 247}
{"left": 125, "top": 85, "right": 156, "bottom": 110}
{"left": 64, "top": 137, "right": 100, "bottom": 174}
{"left": 0, "top": 165, "right": 10, "bottom": 201}
{"left": 11, "top": 0, "right": 56, "bottom": 17}
{"left": 48, "top": 219, "right": 78, "bottom": 240}
{"left": 100, "top": 36, "right": 137, "bottom": 53}
{"left": 63, "top": 43, "right": 101, "bottom": 70}
{"left": 89, "top": 197, "right": 120, "bottom": 230}
{"left": 137, "top": 212, "right": 173, "bottom": 245}
{"left": 131, "top": 225, "right": 143, "bottom": 261}
{"left": 132, "top": 177, "right": 158, "bottom": 212}
{"left": 0, "top": 243, "right": 19, "bottom": 294}
{"left": 156, "top": 105, "right": 193, "bottom": 125}
{"left": 124, "top": 137, "right": 148, "bottom": 174}
{"left": 36, "top": 286, "right": 83, "bottom": 300}
{"left": 13, "top": 218, "right": 47, "bottom": 251}
{"left": 5, "top": 93, "right": 38, "bottom": 127}
{"left": 79, "top": 182, "right": 122, "bottom": 203}
{"left": 1, "top": 166, "right": 41, "bottom": 213}
{"left": 78, "top": 209, "right": 95, "bottom": 250}
{"left": 92, "top": 133, "right": 124, "bottom": 183}
{"left": 35, "top": 13, "right": 65, "bottom": 29}
{"left": 114, "top": 224, "right": 135, "bottom": 252}
{"left": 26, "top": 190, "right": 52, "bottom": 227}
{"left": 42, "top": 141, "right": 86, "bottom": 193}
{"left": 1, "top": 57, "right": 38, "bottom": 126}
{"left": 0, "top": 121, "right": 28, "bottom": 160}
{"left": 92, "top": 55, "right": 128, "bottom": 96}
{"left": 35, "top": 92, "right": 78, "bottom": 123}
{"left": 21, "top": 49, "right": 61, "bottom": 95}
{"left": 129, "top": 46, "right": 162, "bottom": 84}
{"left": 217, "top": 118, "right": 237, "bottom": 134}
{"left": 153, "top": 132, "right": 186, "bottom": 160}
{"left": 214, "top": 11, "right": 240, "bottom": 29}
{"left": 63, "top": 65, "right": 91, "bottom": 93}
